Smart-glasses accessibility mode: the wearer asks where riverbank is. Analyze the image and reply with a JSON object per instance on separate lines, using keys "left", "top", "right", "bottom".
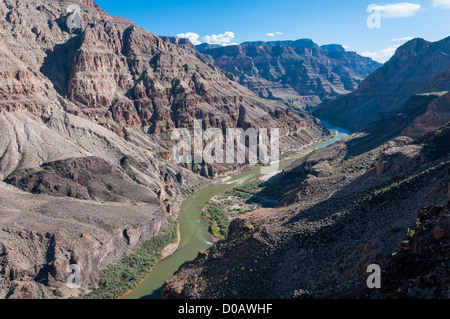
{"left": 199, "top": 131, "right": 343, "bottom": 240}
{"left": 81, "top": 217, "right": 179, "bottom": 299}
{"left": 161, "top": 225, "right": 181, "bottom": 259}
{"left": 119, "top": 224, "right": 181, "bottom": 299}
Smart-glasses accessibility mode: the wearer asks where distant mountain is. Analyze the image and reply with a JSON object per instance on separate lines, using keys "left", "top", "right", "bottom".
{"left": 320, "top": 44, "right": 346, "bottom": 52}
{"left": 314, "top": 37, "right": 450, "bottom": 133}
{"left": 196, "top": 39, "right": 381, "bottom": 110}
{"left": 195, "top": 43, "right": 221, "bottom": 51}
{"left": 241, "top": 38, "right": 321, "bottom": 50}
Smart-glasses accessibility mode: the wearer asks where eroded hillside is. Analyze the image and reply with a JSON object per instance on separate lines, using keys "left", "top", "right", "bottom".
{"left": 0, "top": 0, "right": 327, "bottom": 298}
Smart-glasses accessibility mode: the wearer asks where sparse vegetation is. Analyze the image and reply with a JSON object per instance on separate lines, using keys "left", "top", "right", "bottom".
{"left": 82, "top": 217, "right": 178, "bottom": 299}
{"left": 202, "top": 202, "right": 229, "bottom": 239}
{"left": 406, "top": 227, "right": 416, "bottom": 238}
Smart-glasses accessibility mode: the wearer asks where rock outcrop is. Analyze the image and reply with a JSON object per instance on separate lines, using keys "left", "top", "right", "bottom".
{"left": 0, "top": 181, "right": 167, "bottom": 299}
{"left": 159, "top": 36, "right": 196, "bottom": 50}
{"left": 358, "top": 202, "right": 450, "bottom": 299}
{"left": 402, "top": 91, "right": 450, "bottom": 138}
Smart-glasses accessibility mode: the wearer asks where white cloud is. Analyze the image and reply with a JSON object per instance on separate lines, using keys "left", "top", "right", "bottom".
{"left": 432, "top": 0, "right": 450, "bottom": 9}
{"left": 361, "top": 44, "right": 402, "bottom": 63}
{"left": 342, "top": 45, "right": 349, "bottom": 50}
{"left": 178, "top": 31, "right": 236, "bottom": 46}
{"left": 202, "top": 31, "right": 235, "bottom": 45}
{"left": 267, "top": 32, "right": 282, "bottom": 37}
{"left": 372, "top": 3, "right": 422, "bottom": 18}
{"left": 177, "top": 32, "right": 201, "bottom": 45}
{"left": 391, "top": 36, "right": 414, "bottom": 41}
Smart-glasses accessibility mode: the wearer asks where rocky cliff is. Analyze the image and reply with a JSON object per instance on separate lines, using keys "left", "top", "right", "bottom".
{"left": 197, "top": 40, "right": 381, "bottom": 110}
{"left": 159, "top": 36, "right": 196, "bottom": 50}
{"left": 402, "top": 91, "right": 450, "bottom": 138}
{"left": 0, "top": 0, "right": 327, "bottom": 298}
{"left": 0, "top": 181, "right": 168, "bottom": 299}
{"left": 314, "top": 37, "right": 450, "bottom": 133}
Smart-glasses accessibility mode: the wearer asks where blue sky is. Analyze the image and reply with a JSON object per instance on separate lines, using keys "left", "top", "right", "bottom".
{"left": 94, "top": 0, "right": 450, "bottom": 62}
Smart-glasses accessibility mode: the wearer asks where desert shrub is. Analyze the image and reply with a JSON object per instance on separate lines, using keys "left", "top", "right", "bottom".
{"left": 203, "top": 202, "right": 229, "bottom": 238}
{"left": 83, "top": 217, "right": 178, "bottom": 299}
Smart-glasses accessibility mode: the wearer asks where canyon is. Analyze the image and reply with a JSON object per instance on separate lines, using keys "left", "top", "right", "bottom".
{"left": 163, "top": 38, "right": 450, "bottom": 299}
{"left": 0, "top": 0, "right": 448, "bottom": 300}
{"left": 0, "top": 0, "right": 327, "bottom": 298}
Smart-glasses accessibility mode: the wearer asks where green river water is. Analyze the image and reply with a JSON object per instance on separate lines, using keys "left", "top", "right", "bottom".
{"left": 123, "top": 122, "right": 350, "bottom": 299}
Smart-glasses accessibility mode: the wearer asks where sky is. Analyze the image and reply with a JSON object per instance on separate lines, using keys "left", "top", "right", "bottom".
{"left": 94, "top": 0, "right": 450, "bottom": 63}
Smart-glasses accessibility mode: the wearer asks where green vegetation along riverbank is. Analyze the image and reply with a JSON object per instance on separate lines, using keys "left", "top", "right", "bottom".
{"left": 82, "top": 217, "right": 178, "bottom": 299}
{"left": 202, "top": 202, "right": 229, "bottom": 239}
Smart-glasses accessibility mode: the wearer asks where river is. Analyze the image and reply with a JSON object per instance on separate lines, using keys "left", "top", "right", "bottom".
{"left": 122, "top": 121, "right": 350, "bottom": 299}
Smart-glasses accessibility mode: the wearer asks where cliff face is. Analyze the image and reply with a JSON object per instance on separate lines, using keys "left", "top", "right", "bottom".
{"left": 314, "top": 37, "right": 450, "bottom": 133}
{"left": 197, "top": 41, "right": 381, "bottom": 110}
{"left": 402, "top": 91, "right": 450, "bottom": 138}
{"left": 0, "top": 181, "right": 167, "bottom": 299}
{"left": 0, "top": 0, "right": 327, "bottom": 299}
{"left": 0, "top": 0, "right": 325, "bottom": 136}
